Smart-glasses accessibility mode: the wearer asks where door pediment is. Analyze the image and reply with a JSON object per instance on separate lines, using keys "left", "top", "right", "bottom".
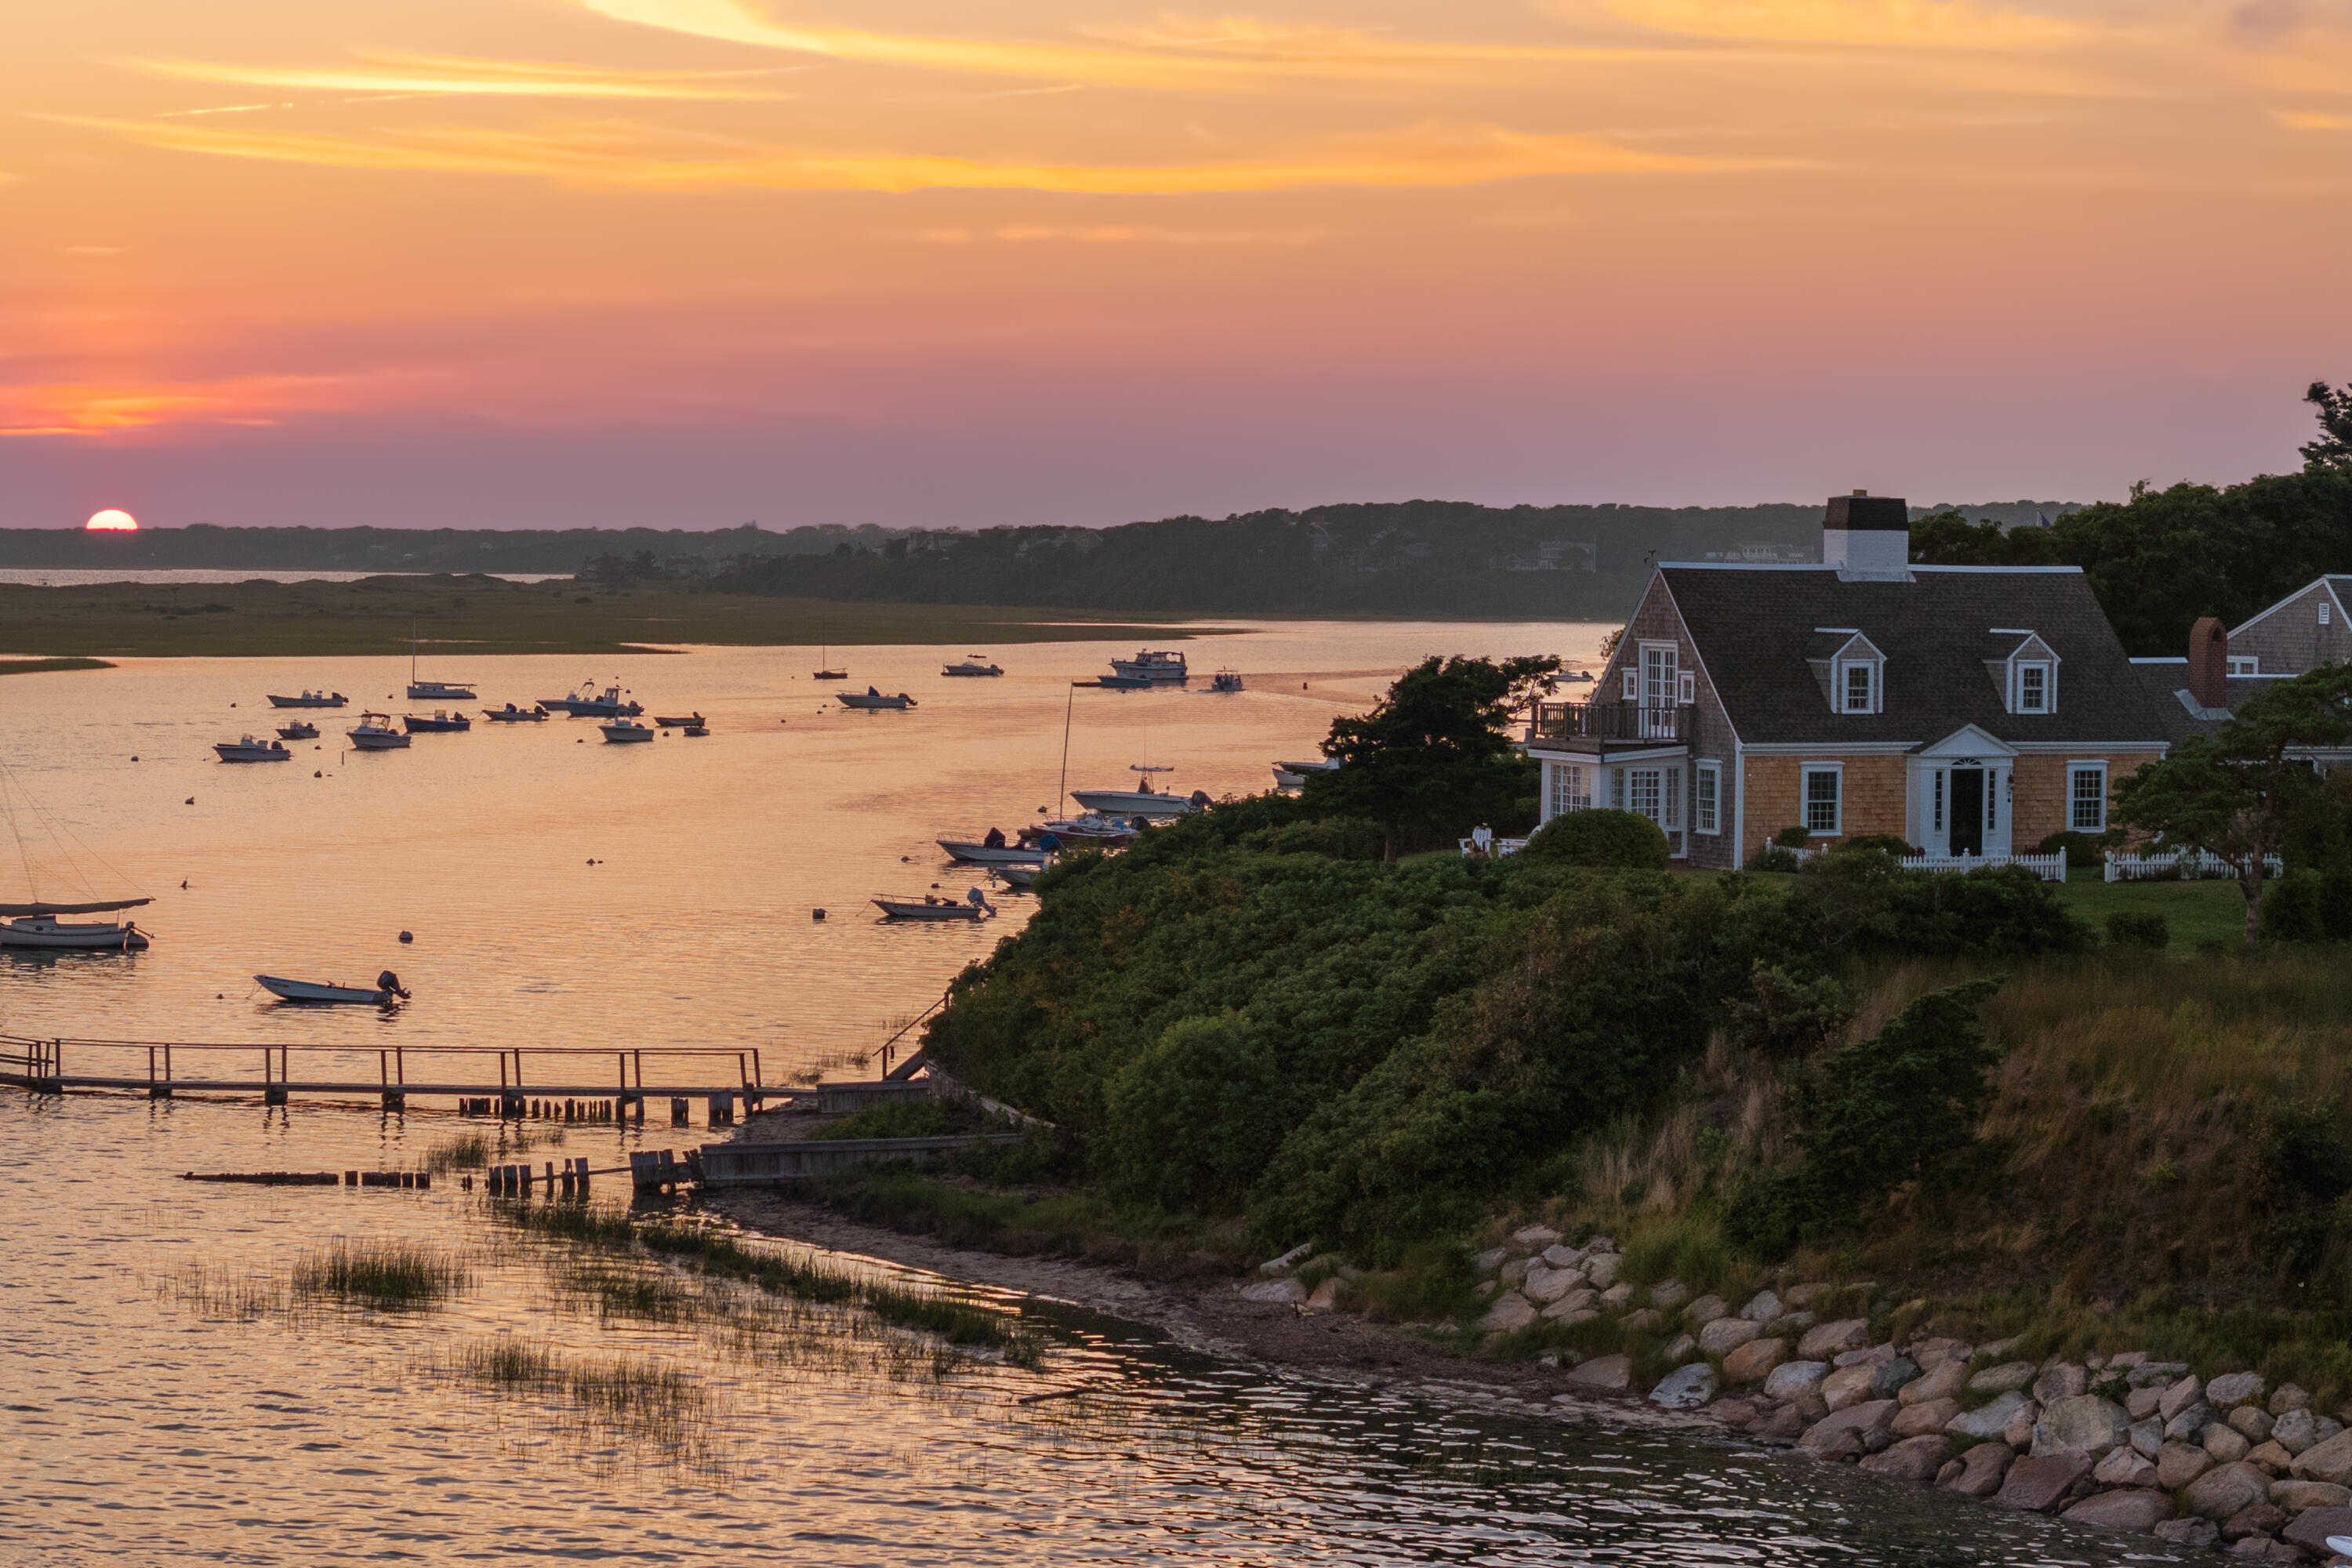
{"left": 1915, "top": 724, "right": 2018, "bottom": 762}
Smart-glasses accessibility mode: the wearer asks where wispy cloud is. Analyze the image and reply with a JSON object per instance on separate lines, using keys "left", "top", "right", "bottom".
{"left": 2275, "top": 108, "right": 2352, "bottom": 128}
{"left": 1591, "top": 0, "right": 2082, "bottom": 49}
{"left": 122, "top": 50, "right": 793, "bottom": 101}
{"left": 0, "top": 373, "right": 368, "bottom": 435}
{"left": 909, "top": 223, "right": 1335, "bottom": 245}
{"left": 54, "top": 115, "right": 1784, "bottom": 194}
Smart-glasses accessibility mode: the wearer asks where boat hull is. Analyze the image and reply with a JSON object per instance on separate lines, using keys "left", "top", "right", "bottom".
{"left": 941, "top": 666, "right": 1003, "bottom": 677}
{"left": 872, "top": 898, "right": 987, "bottom": 921}
{"left": 813, "top": 670, "right": 849, "bottom": 681}
{"left": 937, "top": 840, "right": 1048, "bottom": 865}
{"left": 481, "top": 707, "right": 546, "bottom": 723}
{"left": 276, "top": 724, "right": 318, "bottom": 740}
{"left": 402, "top": 716, "right": 471, "bottom": 733}
{"left": 0, "top": 917, "right": 148, "bottom": 951}
{"left": 600, "top": 724, "right": 654, "bottom": 742}
{"left": 267, "top": 694, "right": 346, "bottom": 708}
{"left": 347, "top": 731, "right": 410, "bottom": 750}
{"left": 407, "top": 682, "right": 476, "bottom": 701}
{"left": 995, "top": 864, "right": 1041, "bottom": 889}
{"left": 254, "top": 974, "right": 392, "bottom": 1005}
{"left": 836, "top": 695, "right": 916, "bottom": 710}
{"left": 1068, "top": 789, "right": 1193, "bottom": 818}
{"left": 215, "top": 744, "right": 292, "bottom": 763}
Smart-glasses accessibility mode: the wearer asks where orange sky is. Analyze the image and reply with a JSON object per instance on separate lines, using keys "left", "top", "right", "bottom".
{"left": 1, "top": 0, "right": 2346, "bottom": 528}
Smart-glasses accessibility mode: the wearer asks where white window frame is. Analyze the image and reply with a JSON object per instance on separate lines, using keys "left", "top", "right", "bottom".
{"left": 1622, "top": 665, "right": 1638, "bottom": 701}
{"left": 2324, "top": 600, "right": 2334, "bottom": 626}
{"left": 2068, "top": 761, "right": 2107, "bottom": 832}
{"left": 1840, "top": 660, "right": 1876, "bottom": 713}
{"left": 1802, "top": 763, "right": 1843, "bottom": 837}
{"left": 1678, "top": 670, "right": 1696, "bottom": 705}
{"left": 2227, "top": 655, "right": 2259, "bottom": 677}
{"left": 2014, "top": 660, "right": 2052, "bottom": 713}
{"left": 1548, "top": 761, "right": 1592, "bottom": 819}
{"left": 1640, "top": 643, "right": 1679, "bottom": 709}
{"left": 1932, "top": 769, "right": 1944, "bottom": 834}
{"left": 1695, "top": 761, "right": 1721, "bottom": 835}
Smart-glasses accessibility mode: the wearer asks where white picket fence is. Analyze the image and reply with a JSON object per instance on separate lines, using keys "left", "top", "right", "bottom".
{"left": 1772, "top": 845, "right": 2067, "bottom": 881}
{"left": 2103, "top": 849, "right": 2283, "bottom": 884}
{"left": 1459, "top": 833, "right": 1529, "bottom": 858}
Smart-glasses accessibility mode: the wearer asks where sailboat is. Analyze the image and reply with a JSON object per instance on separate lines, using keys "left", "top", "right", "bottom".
{"left": 0, "top": 761, "right": 153, "bottom": 950}
{"left": 406, "top": 619, "right": 476, "bottom": 701}
{"left": 813, "top": 645, "right": 848, "bottom": 681}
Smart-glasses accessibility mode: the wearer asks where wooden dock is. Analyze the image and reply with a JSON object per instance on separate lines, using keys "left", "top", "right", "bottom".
{"left": 0, "top": 1033, "right": 796, "bottom": 1125}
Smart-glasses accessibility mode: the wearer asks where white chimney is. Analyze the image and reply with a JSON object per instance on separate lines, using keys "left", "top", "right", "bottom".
{"left": 1823, "top": 490, "right": 1911, "bottom": 582}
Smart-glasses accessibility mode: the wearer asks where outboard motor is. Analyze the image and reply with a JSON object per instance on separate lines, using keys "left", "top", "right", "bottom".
{"left": 377, "top": 969, "right": 411, "bottom": 1000}
{"left": 1189, "top": 789, "right": 1211, "bottom": 809}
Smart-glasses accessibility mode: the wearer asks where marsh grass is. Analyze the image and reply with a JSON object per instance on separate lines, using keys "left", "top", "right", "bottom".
{"left": 166, "top": 1265, "right": 286, "bottom": 1320}
{"left": 292, "top": 1240, "right": 470, "bottom": 1311}
{"left": 442, "top": 1336, "right": 720, "bottom": 1474}
{"left": 424, "top": 1124, "right": 568, "bottom": 1175}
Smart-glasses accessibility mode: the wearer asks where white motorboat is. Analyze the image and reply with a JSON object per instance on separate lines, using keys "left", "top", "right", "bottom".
{"left": 1069, "top": 765, "right": 1200, "bottom": 819}
{"left": 1109, "top": 649, "right": 1188, "bottom": 684}
{"left": 482, "top": 703, "right": 547, "bottom": 723}
{"left": 837, "top": 688, "right": 916, "bottom": 710}
{"left": 347, "top": 713, "right": 410, "bottom": 750}
{"left": 1272, "top": 757, "right": 1341, "bottom": 789}
{"left": 256, "top": 970, "right": 409, "bottom": 1006}
{"left": 1025, "top": 815, "right": 1138, "bottom": 848}
{"left": 216, "top": 735, "right": 292, "bottom": 763}
{"left": 938, "top": 837, "right": 1049, "bottom": 866}
{"left": 276, "top": 720, "right": 318, "bottom": 741}
{"left": 942, "top": 657, "right": 1003, "bottom": 677}
{"left": 994, "top": 863, "right": 1042, "bottom": 890}
{"left": 873, "top": 891, "right": 993, "bottom": 921}
{"left": 267, "top": 690, "right": 347, "bottom": 709}
{"left": 0, "top": 762, "right": 154, "bottom": 949}
{"left": 600, "top": 719, "right": 655, "bottom": 742}
{"left": 541, "top": 682, "right": 642, "bottom": 718}
{"left": 405, "top": 619, "right": 475, "bottom": 702}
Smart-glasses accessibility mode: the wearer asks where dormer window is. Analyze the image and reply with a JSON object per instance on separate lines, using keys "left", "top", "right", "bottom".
{"left": 1812, "top": 629, "right": 1885, "bottom": 716}
{"left": 1988, "top": 630, "right": 2060, "bottom": 714}
{"left": 1842, "top": 662, "right": 1875, "bottom": 713}
{"left": 2016, "top": 662, "right": 2050, "bottom": 712}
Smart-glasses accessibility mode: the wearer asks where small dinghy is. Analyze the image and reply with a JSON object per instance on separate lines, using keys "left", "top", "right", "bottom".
{"left": 347, "top": 713, "right": 410, "bottom": 750}
{"left": 481, "top": 703, "right": 547, "bottom": 723}
{"left": 276, "top": 720, "right": 319, "bottom": 741}
{"left": 837, "top": 688, "right": 916, "bottom": 710}
{"left": 942, "top": 657, "right": 1003, "bottom": 677}
{"left": 682, "top": 724, "right": 710, "bottom": 737}
{"left": 994, "top": 863, "right": 1042, "bottom": 890}
{"left": 216, "top": 735, "right": 292, "bottom": 763}
{"left": 938, "top": 836, "right": 1048, "bottom": 866}
{"left": 653, "top": 713, "right": 704, "bottom": 728}
{"left": 256, "top": 970, "right": 410, "bottom": 1007}
{"left": 403, "top": 710, "right": 472, "bottom": 733}
{"left": 873, "top": 888, "right": 994, "bottom": 921}
{"left": 599, "top": 719, "right": 655, "bottom": 742}
{"left": 267, "top": 691, "right": 347, "bottom": 709}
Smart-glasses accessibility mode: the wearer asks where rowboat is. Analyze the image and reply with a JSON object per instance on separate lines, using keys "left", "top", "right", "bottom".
{"left": 216, "top": 735, "right": 292, "bottom": 763}
{"left": 653, "top": 713, "right": 704, "bottom": 728}
{"left": 347, "top": 713, "right": 410, "bottom": 750}
{"left": 837, "top": 688, "right": 916, "bottom": 710}
{"left": 267, "top": 691, "right": 347, "bottom": 709}
{"left": 403, "top": 710, "right": 471, "bottom": 733}
{"left": 256, "top": 971, "right": 409, "bottom": 1006}
{"left": 276, "top": 721, "right": 318, "bottom": 741}
{"left": 942, "top": 657, "right": 1003, "bottom": 677}
{"left": 600, "top": 719, "right": 655, "bottom": 742}
{"left": 1109, "top": 649, "right": 1187, "bottom": 684}
{"left": 873, "top": 892, "right": 993, "bottom": 921}
{"left": 937, "top": 838, "right": 1048, "bottom": 866}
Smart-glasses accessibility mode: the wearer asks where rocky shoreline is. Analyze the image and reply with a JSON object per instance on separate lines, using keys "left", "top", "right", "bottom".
{"left": 1283, "top": 1223, "right": 2352, "bottom": 1562}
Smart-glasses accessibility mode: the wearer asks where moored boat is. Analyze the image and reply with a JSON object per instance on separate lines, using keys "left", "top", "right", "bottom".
{"left": 539, "top": 682, "right": 642, "bottom": 718}
{"left": 653, "top": 713, "right": 704, "bottom": 728}
{"left": 0, "top": 908, "right": 152, "bottom": 951}
{"left": 481, "top": 703, "right": 547, "bottom": 723}
{"left": 872, "top": 891, "right": 993, "bottom": 921}
{"left": 599, "top": 719, "right": 655, "bottom": 742}
{"left": 275, "top": 720, "right": 318, "bottom": 741}
{"left": 813, "top": 645, "right": 848, "bottom": 680}
{"left": 837, "top": 688, "right": 916, "bottom": 710}
{"left": 1109, "top": 649, "right": 1188, "bottom": 684}
{"left": 937, "top": 837, "right": 1048, "bottom": 866}
{"left": 1210, "top": 670, "right": 1243, "bottom": 693}
{"left": 402, "top": 710, "right": 472, "bottom": 733}
{"left": 347, "top": 713, "right": 410, "bottom": 750}
{"left": 1272, "top": 757, "right": 1340, "bottom": 789}
{"left": 1023, "top": 814, "right": 1138, "bottom": 848}
{"left": 942, "top": 657, "right": 1003, "bottom": 677}
{"left": 266, "top": 690, "right": 347, "bottom": 709}
{"left": 255, "top": 970, "right": 409, "bottom": 1006}
{"left": 1069, "top": 765, "right": 1200, "bottom": 818}
{"left": 215, "top": 735, "right": 292, "bottom": 763}
{"left": 406, "top": 619, "right": 475, "bottom": 701}
{"left": 994, "top": 863, "right": 1042, "bottom": 890}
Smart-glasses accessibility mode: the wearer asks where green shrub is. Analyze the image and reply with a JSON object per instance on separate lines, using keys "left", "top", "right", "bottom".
{"left": 1748, "top": 845, "right": 1802, "bottom": 872}
{"left": 1100, "top": 1014, "right": 1296, "bottom": 1209}
{"left": 1773, "top": 826, "right": 1812, "bottom": 849}
{"left": 2038, "top": 829, "right": 2114, "bottom": 869}
{"left": 1241, "top": 817, "right": 1387, "bottom": 860}
{"left": 1522, "top": 809, "right": 1669, "bottom": 869}
{"left": 2267, "top": 869, "right": 2332, "bottom": 943}
{"left": 2106, "top": 910, "right": 2169, "bottom": 949}
{"left": 1724, "top": 963, "right": 1855, "bottom": 1058}
{"left": 1837, "top": 834, "right": 1915, "bottom": 858}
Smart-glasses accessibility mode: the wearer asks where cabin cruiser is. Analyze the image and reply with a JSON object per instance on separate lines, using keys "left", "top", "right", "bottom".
{"left": 942, "top": 657, "right": 1003, "bottom": 677}
{"left": 276, "top": 720, "right": 318, "bottom": 741}
{"left": 1069, "top": 765, "right": 1203, "bottom": 819}
{"left": 267, "top": 690, "right": 347, "bottom": 709}
{"left": 347, "top": 713, "right": 410, "bottom": 750}
{"left": 539, "top": 683, "right": 642, "bottom": 718}
{"left": 1109, "top": 649, "right": 1188, "bottom": 684}
{"left": 403, "top": 710, "right": 472, "bottom": 733}
{"left": 215, "top": 735, "right": 292, "bottom": 763}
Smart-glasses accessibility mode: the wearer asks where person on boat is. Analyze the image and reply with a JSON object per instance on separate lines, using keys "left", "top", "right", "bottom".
{"left": 982, "top": 826, "right": 1006, "bottom": 849}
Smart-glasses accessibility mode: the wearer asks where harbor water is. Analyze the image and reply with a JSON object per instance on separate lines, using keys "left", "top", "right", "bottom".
{"left": 0, "top": 625, "right": 2191, "bottom": 1565}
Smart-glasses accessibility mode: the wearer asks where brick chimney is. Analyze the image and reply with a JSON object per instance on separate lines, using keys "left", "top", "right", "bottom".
{"left": 2187, "top": 616, "right": 2228, "bottom": 711}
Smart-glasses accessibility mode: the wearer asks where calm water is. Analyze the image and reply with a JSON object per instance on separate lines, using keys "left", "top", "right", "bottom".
{"left": 0, "top": 626, "right": 2188, "bottom": 1566}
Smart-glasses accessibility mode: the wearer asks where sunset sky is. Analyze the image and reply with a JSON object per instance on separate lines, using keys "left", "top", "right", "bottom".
{"left": 2, "top": 0, "right": 2345, "bottom": 529}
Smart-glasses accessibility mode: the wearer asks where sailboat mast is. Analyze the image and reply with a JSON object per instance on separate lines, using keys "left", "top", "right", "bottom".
{"left": 1057, "top": 682, "right": 1076, "bottom": 810}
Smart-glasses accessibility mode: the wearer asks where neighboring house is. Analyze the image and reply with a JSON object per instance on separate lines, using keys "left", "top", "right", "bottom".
{"left": 2226, "top": 577, "right": 2352, "bottom": 678}
{"left": 1526, "top": 492, "right": 2174, "bottom": 869}
{"left": 2132, "top": 599, "right": 2352, "bottom": 767}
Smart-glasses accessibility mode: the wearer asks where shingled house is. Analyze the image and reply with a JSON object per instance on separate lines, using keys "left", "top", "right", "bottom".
{"left": 1526, "top": 493, "right": 2174, "bottom": 870}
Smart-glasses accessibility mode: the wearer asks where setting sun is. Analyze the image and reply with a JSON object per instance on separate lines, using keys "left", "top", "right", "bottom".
{"left": 84, "top": 509, "right": 139, "bottom": 531}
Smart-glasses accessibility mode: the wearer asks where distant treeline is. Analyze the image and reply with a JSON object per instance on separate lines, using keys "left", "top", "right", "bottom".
{"left": 0, "top": 522, "right": 898, "bottom": 574}
{"left": 702, "top": 501, "right": 1844, "bottom": 617}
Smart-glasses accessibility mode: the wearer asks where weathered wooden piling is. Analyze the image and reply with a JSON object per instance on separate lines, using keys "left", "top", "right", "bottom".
{"left": 707, "top": 1091, "right": 735, "bottom": 1126}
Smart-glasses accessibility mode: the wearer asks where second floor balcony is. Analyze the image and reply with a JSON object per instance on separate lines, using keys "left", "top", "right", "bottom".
{"left": 1527, "top": 700, "right": 1692, "bottom": 748}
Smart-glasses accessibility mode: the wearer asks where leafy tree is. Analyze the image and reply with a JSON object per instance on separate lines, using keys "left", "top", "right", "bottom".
{"left": 2307, "top": 381, "right": 2352, "bottom": 474}
{"left": 1521, "top": 808, "right": 1668, "bottom": 869}
{"left": 2114, "top": 663, "right": 2352, "bottom": 943}
{"left": 1301, "top": 655, "right": 1560, "bottom": 859}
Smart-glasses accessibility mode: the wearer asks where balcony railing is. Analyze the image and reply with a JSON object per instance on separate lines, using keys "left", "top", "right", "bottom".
{"left": 1529, "top": 701, "right": 1691, "bottom": 745}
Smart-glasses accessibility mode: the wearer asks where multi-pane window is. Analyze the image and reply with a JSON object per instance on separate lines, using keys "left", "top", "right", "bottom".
{"left": 2017, "top": 662, "right": 2049, "bottom": 712}
{"left": 1626, "top": 768, "right": 1661, "bottom": 823}
{"left": 2325, "top": 600, "right": 2334, "bottom": 626}
{"left": 1548, "top": 762, "right": 1592, "bottom": 818}
{"left": 1932, "top": 770, "right": 1944, "bottom": 833}
{"left": 2228, "top": 656, "right": 2259, "bottom": 677}
{"left": 1804, "top": 767, "right": 1841, "bottom": 834}
{"left": 2070, "top": 764, "right": 2107, "bottom": 831}
{"left": 1642, "top": 644, "right": 1678, "bottom": 708}
{"left": 1695, "top": 764, "right": 1719, "bottom": 834}
{"left": 1843, "top": 662, "right": 1873, "bottom": 712}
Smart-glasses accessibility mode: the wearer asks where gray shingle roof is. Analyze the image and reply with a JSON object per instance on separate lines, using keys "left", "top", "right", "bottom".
{"left": 1659, "top": 565, "right": 2172, "bottom": 746}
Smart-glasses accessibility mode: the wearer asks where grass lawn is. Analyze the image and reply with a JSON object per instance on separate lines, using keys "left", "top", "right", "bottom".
{"left": 2053, "top": 868, "right": 2249, "bottom": 949}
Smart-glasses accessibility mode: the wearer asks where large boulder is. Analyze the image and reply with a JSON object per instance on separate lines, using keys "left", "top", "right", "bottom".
{"left": 1722, "top": 1338, "right": 1788, "bottom": 1386}
{"left": 2153, "top": 1518, "right": 2220, "bottom": 1550}
{"left": 2248, "top": 1440, "right": 2294, "bottom": 1472}
{"left": 2093, "top": 1446, "right": 2159, "bottom": 1488}
{"left": 2157, "top": 1441, "right": 2216, "bottom": 1489}
{"left": 2032, "top": 1396, "right": 2131, "bottom": 1459}
{"left": 1739, "top": 1289, "right": 1782, "bottom": 1323}
{"left": 2270, "top": 1478, "right": 2352, "bottom": 1510}
{"left": 1798, "top": 1319, "right": 1869, "bottom": 1360}
{"left": 1682, "top": 1294, "right": 1729, "bottom": 1328}
{"left": 1944, "top": 1391, "right": 2031, "bottom": 1439}
{"left": 1765, "top": 1361, "right": 1831, "bottom": 1401}
{"left": 1511, "top": 1224, "right": 1563, "bottom": 1249}
{"left": 1942, "top": 1439, "right": 2015, "bottom": 1496}
{"left": 1584, "top": 1253, "right": 1621, "bottom": 1289}
{"left": 1900, "top": 1361, "right": 1969, "bottom": 1406}
{"left": 2281, "top": 1504, "right": 2352, "bottom": 1555}
{"left": 2270, "top": 1383, "right": 2313, "bottom": 1416}
{"left": 1995, "top": 1452, "right": 2093, "bottom": 1513}
{"left": 2183, "top": 1461, "right": 2274, "bottom": 1521}
{"left": 2165, "top": 1403, "right": 2219, "bottom": 1442}
{"left": 2272, "top": 1409, "right": 2318, "bottom": 1456}
{"left": 1892, "top": 1399, "right": 1959, "bottom": 1438}
{"left": 1476, "top": 1292, "right": 1537, "bottom": 1333}
{"left": 2159, "top": 1374, "right": 2205, "bottom": 1423}
{"left": 2062, "top": 1489, "right": 2176, "bottom": 1530}
{"left": 1543, "top": 1289, "right": 1599, "bottom": 1320}
{"left": 2222, "top": 1503, "right": 2287, "bottom": 1543}
{"left": 1649, "top": 1363, "right": 1720, "bottom": 1410}
{"left": 2206, "top": 1371, "right": 2266, "bottom": 1409}
{"left": 2204, "top": 1424, "right": 2252, "bottom": 1464}
{"left": 1857, "top": 1435, "right": 1951, "bottom": 1482}
{"left": 1648, "top": 1278, "right": 1691, "bottom": 1309}
{"left": 2126, "top": 1385, "right": 2165, "bottom": 1421}
{"left": 1867, "top": 1357, "right": 1921, "bottom": 1400}
{"left": 2129, "top": 1418, "right": 2164, "bottom": 1457}
{"left": 1969, "top": 1361, "right": 2038, "bottom": 1396}
{"left": 1522, "top": 1263, "right": 1585, "bottom": 1304}
{"left": 2230, "top": 1406, "right": 2277, "bottom": 1443}
{"left": 2032, "top": 1365, "right": 2088, "bottom": 1405}
{"left": 1698, "top": 1316, "right": 1761, "bottom": 1356}
{"left": 1797, "top": 1400, "right": 1898, "bottom": 1459}
{"left": 2002, "top": 1399, "right": 2041, "bottom": 1450}
{"left": 1561, "top": 1354, "right": 1632, "bottom": 1392}
{"left": 1820, "top": 1365, "right": 1880, "bottom": 1412}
